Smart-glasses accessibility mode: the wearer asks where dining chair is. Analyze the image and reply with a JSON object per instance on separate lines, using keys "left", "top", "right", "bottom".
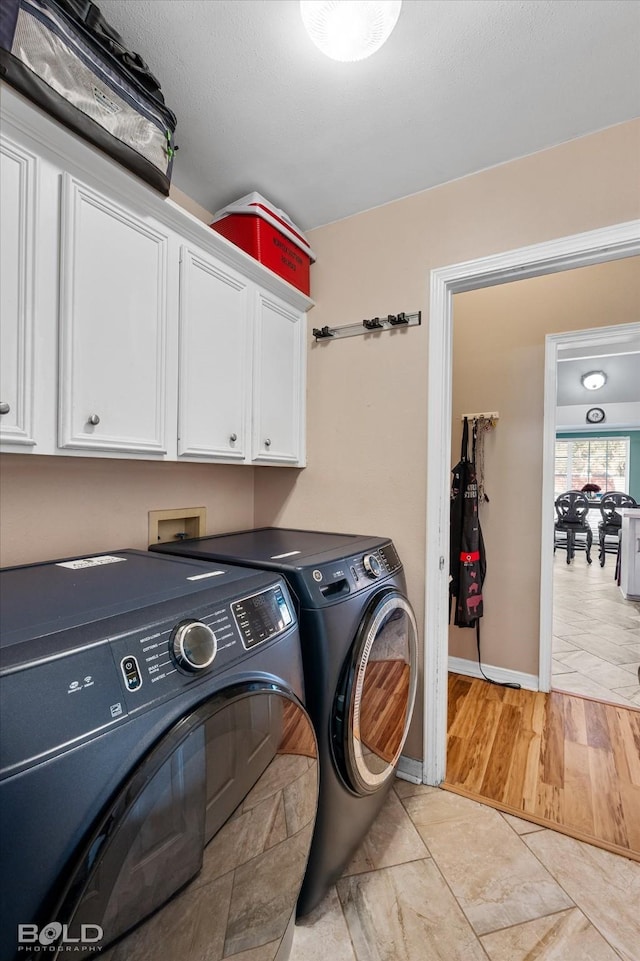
{"left": 554, "top": 491, "right": 593, "bottom": 564}
{"left": 598, "top": 491, "right": 637, "bottom": 567}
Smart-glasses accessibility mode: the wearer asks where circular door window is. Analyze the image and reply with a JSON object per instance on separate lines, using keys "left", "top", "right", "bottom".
{"left": 49, "top": 686, "right": 318, "bottom": 961}
{"left": 336, "top": 591, "right": 418, "bottom": 795}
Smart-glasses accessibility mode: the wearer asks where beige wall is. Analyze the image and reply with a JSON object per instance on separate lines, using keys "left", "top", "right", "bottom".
{"left": 449, "top": 258, "right": 640, "bottom": 673}
{"left": 0, "top": 456, "right": 255, "bottom": 567}
{"left": 255, "top": 119, "right": 640, "bottom": 760}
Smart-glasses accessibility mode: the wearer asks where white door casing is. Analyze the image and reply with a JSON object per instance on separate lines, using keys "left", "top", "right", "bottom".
{"left": 423, "top": 219, "right": 640, "bottom": 786}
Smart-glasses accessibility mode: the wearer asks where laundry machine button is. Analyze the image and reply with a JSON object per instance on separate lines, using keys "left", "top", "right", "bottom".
{"left": 121, "top": 656, "right": 142, "bottom": 690}
{"left": 363, "top": 553, "right": 382, "bottom": 578}
{"left": 171, "top": 621, "right": 217, "bottom": 672}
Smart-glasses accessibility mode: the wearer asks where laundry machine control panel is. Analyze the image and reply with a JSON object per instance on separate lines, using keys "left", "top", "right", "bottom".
{"left": 0, "top": 582, "right": 296, "bottom": 779}
{"left": 115, "top": 583, "right": 294, "bottom": 691}
{"left": 231, "top": 585, "right": 293, "bottom": 648}
{"left": 296, "top": 541, "right": 403, "bottom": 607}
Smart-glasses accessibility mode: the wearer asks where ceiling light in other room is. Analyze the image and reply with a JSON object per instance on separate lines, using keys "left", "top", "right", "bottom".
{"left": 300, "top": 0, "right": 402, "bottom": 62}
{"left": 581, "top": 370, "right": 607, "bottom": 390}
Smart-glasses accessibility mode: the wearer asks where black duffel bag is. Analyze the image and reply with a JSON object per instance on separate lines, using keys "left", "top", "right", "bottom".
{"left": 0, "top": 0, "right": 177, "bottom": 194}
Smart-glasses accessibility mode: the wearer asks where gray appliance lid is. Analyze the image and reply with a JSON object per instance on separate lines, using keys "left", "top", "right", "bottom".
{"left": 152, "top": 527, "right": 389, "bottom": 570}
{"left": 0, "top": 549, "right": 273, "bottom": 648}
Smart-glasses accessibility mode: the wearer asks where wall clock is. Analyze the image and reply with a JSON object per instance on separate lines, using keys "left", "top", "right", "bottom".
{"left": 586, "top": 407, "right": 605, "bottom": 424}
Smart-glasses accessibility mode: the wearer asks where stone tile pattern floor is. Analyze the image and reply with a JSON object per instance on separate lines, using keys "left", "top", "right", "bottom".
{"left": 552, "top": 549, "right": 640, "bottom": 708}
{"left": 290, "top": 779, "right": 640, "bottom": 961}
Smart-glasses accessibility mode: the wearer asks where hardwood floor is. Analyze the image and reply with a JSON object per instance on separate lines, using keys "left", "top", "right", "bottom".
{"left": 444, "top": 673, "right": 640, "bottom": 861}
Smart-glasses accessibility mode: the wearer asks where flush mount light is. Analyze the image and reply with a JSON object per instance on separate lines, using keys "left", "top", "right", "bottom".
{"left": 581, "top": 370, "right": 607, "bottom": 391}
{"left": 300, "top": 0, "right": 402, "bottom": 62}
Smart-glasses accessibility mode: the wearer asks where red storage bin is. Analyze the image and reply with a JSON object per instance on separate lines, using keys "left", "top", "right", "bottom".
{"left": 210, "top": 193, "right": 315, "bottom": 295}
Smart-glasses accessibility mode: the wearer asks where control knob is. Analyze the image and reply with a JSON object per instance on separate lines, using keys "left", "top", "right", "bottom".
{"left": 363, "top": 553, "right": 382, "bottom": 578}
{"left": 171, "top": 620, "right": 217, "bottom": 672}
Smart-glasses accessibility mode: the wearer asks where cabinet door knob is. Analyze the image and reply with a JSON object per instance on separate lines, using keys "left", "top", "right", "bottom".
{"left": 229, "top": 433, "right": 238, "bottom": 443}
{"left": 88, "top": 414, "right": 100, "bottom": 426}
{"left": 0, "top": 402, "right": 10, "bottom": 415}
{"left": 264, "top": 438, "right": 271, "bottom": 448}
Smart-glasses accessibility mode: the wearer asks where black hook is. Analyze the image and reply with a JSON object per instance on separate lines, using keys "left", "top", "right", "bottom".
{"left": 313, "top": 326, "right": 334, "bottom": 340}
{"left": 363, "top": 317, "right": 384, "bottom": 330}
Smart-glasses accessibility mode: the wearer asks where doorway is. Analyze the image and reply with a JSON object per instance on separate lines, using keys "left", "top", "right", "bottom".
{"left": 423, "top": 219, "right": 640, "bottom": 786}
{"left": 545, "top": 324, "right": 640, "bottom": 706}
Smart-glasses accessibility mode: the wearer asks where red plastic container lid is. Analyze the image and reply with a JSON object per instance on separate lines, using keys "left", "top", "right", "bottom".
{"left": 211, "top": 192, "right": 316, "bottom": 262}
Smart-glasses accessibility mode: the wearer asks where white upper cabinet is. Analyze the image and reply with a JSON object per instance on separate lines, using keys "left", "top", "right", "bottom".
{"left": 0, "top": 136, "right": 36, "bottom": 447}
{"left": 252, "top": 291, "right": 306, "bottom": 465}
{"left": 0, "top": 86, "right": 313, "bottom": 466}
{"left": 178, "top": 247, "right": 250, "bottom": 460}
{"left": 58, "top": 175, "right": 170, "bottom": 454}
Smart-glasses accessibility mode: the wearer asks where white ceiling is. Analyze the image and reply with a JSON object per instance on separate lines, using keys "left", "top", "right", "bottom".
{"left": 557, "top": 351, "right": 640, "bottom": 407}
{"left": 97, "top": 0, "right": 640, "bottom": 231}
{"left": 557, "top": 327, "right": 640, "bottom": 408}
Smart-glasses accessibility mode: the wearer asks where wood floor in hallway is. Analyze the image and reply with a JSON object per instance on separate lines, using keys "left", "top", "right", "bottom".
{"left": 443, "top": 673, "right": 640, "bottom": 861}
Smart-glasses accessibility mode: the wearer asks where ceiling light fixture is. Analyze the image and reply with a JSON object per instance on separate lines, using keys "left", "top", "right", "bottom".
{"left": 300, "top": 0, "right": 402, "bottom": 62}
{"left": 581, "top": 370, "right": 607, "bottom": 391}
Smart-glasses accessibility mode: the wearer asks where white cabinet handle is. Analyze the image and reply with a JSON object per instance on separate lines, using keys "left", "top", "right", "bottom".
{"left": 229, "top": 433, "right": 237, "bottom": 443}
{"left": 264, "top": 438, "right": 271, "bottom": 447}
{"left": 0, "top": 402, "right": 10, "bottom": 415}
{"left": 88, "top": 414, "right": 100, "bottom": 425}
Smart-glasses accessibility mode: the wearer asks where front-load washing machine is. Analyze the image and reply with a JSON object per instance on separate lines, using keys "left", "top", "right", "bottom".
{"left": 0, "top": 549, "right": 318, "bottom": 961}
{"left": 151, "top": 528, "right": 418, "bottom": 916}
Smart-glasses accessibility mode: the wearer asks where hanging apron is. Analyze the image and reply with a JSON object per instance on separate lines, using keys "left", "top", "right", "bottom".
{"left": 450, "top": 418, "right": 486, "bottom": 628}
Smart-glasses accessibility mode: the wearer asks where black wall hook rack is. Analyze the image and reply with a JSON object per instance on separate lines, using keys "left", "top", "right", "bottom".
{"left": 313, "top": 326, "right": 334, "bottom": 339}
{"left": 313, "top": 310, "right": 421, "bottom": 342}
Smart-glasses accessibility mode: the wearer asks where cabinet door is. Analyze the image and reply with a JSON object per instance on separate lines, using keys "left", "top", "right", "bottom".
{"left": 0, "top": 137, "right": 36, "bottom": 447}
{"left": 252, "top": 291, "right": 306, "bottom": 465}
{"left": 178, "top": 248, "right": 250, "bottom": 460}
{"left": 58, "top": 175, "right": 169, "bottom": 454}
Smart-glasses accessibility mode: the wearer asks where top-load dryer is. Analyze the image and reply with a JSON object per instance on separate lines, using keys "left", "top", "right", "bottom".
{"left": 0, "top": 549, "right": 318, "bottom": 961}
{"left": 151, "top": 527, "right": 419, "bottom": 916}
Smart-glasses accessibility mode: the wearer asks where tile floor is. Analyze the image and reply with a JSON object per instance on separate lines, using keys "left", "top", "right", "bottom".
{"left": 552, "top": 548, "right": 640, "bottom": 708}
{"left": 290, "top": 780, "right": 640, "bottom": 961}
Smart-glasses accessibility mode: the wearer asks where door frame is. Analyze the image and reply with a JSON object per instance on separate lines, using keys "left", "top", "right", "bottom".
{"left": 423, "top": 219, "right": 640, "bottom": 786}
{"left": 540, "top": 321, "right": 640, "bottom": 693}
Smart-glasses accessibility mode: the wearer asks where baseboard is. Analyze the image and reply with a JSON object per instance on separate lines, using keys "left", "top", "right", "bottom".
{"left": 448, "top": 656, "right": 539, "bottom": 691}
{"left": 396, "top": 754, "right": 423, "bottom": 784}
